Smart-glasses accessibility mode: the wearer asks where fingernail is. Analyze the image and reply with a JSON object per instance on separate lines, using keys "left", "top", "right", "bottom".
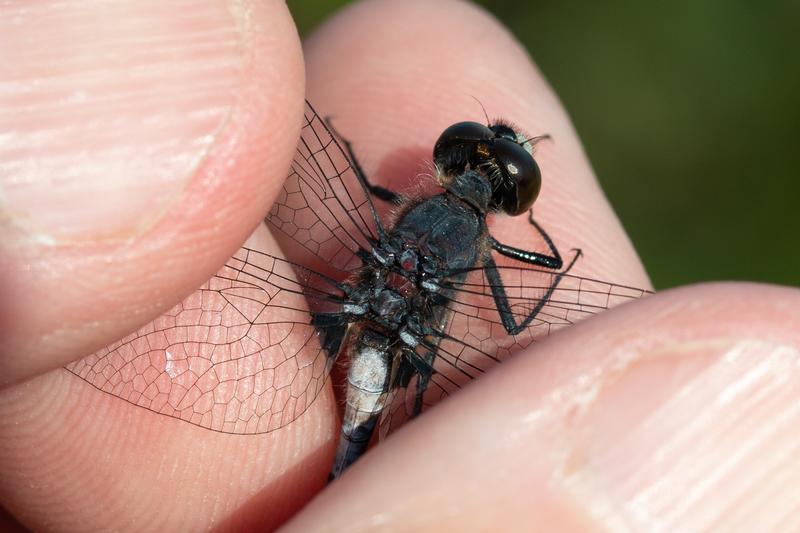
{"left": 562, "top": 339, "right": 800, "bottom": 531}
{"left": 1, "top": 2, "right": 240, "bottom": 246}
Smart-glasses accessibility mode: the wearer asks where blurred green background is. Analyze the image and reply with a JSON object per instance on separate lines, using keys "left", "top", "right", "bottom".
{"left": 291, "top": 1, "right": 799, "bottom": 290}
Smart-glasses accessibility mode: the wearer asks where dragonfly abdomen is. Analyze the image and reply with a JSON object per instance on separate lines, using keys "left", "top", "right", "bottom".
{"left": 330, "top": 327, "right": 394, "bottom": 478}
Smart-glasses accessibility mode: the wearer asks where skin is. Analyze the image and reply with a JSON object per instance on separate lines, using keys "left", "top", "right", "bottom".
{"left": 1, "top": 0, "right": 798, "bottom": 531}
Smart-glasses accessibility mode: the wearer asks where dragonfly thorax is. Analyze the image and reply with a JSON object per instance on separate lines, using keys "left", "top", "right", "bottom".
{"left": 441, "top": 170, "right": 492, "bottom": 213}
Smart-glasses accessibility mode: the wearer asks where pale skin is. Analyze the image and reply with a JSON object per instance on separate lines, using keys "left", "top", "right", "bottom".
{"left": 1, "top": 0, "right": 799, "bottom": 531}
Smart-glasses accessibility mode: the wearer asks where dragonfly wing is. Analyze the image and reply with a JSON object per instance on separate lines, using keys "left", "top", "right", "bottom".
{"left": 67, "top": 247, "right": 347, "bottom": 434}
{"left": 435, "top": 264, "right": 651, "bottom": 389}
{"left": 266, "top": 101, "right": 381, "bottom": 275}
{"left": 378, "top": 263, "right": 652, "bottom": 437}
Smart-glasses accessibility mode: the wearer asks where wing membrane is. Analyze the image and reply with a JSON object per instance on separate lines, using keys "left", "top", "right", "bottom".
{"left": 66, "top": 247, "right": 346, "bottom": 434}
{"left": 379, "top": 264, "right": 652, "bottom": 435}
{"left": 436, "top": 264, "right": 650, "bottom": 388}
{"left": 266, "top": 101, "right": 380, "bottom": 274}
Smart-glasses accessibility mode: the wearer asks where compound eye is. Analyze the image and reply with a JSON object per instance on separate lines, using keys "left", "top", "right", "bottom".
{"left": 492, "top": 138, "right": 542, "bottom": 216}
{"left": 433, "top": 121, "right": 494, "bottom": 173}
{"left": 436, "top": 121, "right": 494, "bottom": 146}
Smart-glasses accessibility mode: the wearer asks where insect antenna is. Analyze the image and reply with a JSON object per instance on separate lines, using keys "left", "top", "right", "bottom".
{"left": 521, "top": 133, "right": 553, "bottom": 148}
{"left": 469, "top": 95, "right": 491, "bottom": 126}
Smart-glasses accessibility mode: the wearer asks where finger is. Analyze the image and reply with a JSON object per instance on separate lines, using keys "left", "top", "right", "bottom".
{"left": 0, "top": 258, "right": 337, "bottom": 533}
{"left": 285, "top": 282, "right": 800, "bottom": 531}
{"left": 302, "top": 0, "right": 650, "bottom": 291}
{"left": 0, "top": 0, "right": 304, "bottom": 385}
{"left": 0, "top": 2, "right": 337, "bottom": 532}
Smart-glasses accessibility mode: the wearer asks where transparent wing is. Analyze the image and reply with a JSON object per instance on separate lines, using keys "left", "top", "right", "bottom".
{"left": 266, "top": 101, "right": 380, "bottom": 274}
{"left": 379, "top": 263, "right": 652, "bottom": 437}
{"left": 66, "top": 247, "right": 347, "bottom": 434}
{"left": 67, "top": 100, "right": 378, "bottom": 435}
{"left": 434, "top": 264, "right": 651, "bottom": 390}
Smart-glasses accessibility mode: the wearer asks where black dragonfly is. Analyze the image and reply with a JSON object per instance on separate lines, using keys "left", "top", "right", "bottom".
{"left": 67, "top": 100, "right": 651, "bottom": 479}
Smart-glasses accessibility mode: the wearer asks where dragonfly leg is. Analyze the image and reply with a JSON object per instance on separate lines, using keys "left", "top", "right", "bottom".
{"left": 324, "top": 116, "right": 403, "bottom": 204}
{"left": 412, "top": 374, "right": 428, "bottom": 417}
{"left": 489, "top": 210, "right": 570, "bottom": 269}
{"left": 410, "top": 349, "right": 436, "bottom": 418}
{"left": 484, "top": 249, "right": 582, "bottom": 336}
{"left": 392, "top": 348, "right": 435, "bottom": 419}
{"left": 310, "top": 312, "right": 350, "bottom": 364}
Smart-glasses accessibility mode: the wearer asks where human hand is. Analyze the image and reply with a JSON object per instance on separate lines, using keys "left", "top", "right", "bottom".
{"left": 2, "top": 1, "right": 799, "bottom": 531}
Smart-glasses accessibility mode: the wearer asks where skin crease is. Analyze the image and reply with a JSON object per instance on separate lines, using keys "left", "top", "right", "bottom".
{"left": 1, "top": 0, "right": 798, "bottom": 531}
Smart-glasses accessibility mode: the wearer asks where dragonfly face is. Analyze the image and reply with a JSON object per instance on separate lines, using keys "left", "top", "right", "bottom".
{"left": 67, "top": 101, "right": 651, "bottom": 478}
{"left": 433, "top": 120, "right": 543, "bottom": 215}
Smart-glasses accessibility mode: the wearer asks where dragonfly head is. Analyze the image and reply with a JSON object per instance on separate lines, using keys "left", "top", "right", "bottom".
{"left": 432, "top": 120, "right": 544, "bottom": 216}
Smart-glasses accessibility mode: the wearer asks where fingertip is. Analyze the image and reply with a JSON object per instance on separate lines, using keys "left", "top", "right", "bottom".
{"left": 558, "top": 283, "right": 800, "bottom": 531}
{"left": 284, "top": 283, "right": 800, "bottom": 531}
{"left": 0, "top": 367, "right": 336, "bottom": 531}
{"left": 0, "top": 0, "right": 304, "bottom": 383}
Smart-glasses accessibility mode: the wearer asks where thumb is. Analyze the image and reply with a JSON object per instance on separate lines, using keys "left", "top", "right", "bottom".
{"left": 0, "top": 0, "right": 304, "bottom": 385}
{"left": 284, "top": 284, "right": 800, "bottom": 532}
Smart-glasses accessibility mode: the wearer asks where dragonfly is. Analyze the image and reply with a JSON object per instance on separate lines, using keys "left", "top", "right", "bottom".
{"left": 66, "top": 100, "right": 651, "bottom": 479}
